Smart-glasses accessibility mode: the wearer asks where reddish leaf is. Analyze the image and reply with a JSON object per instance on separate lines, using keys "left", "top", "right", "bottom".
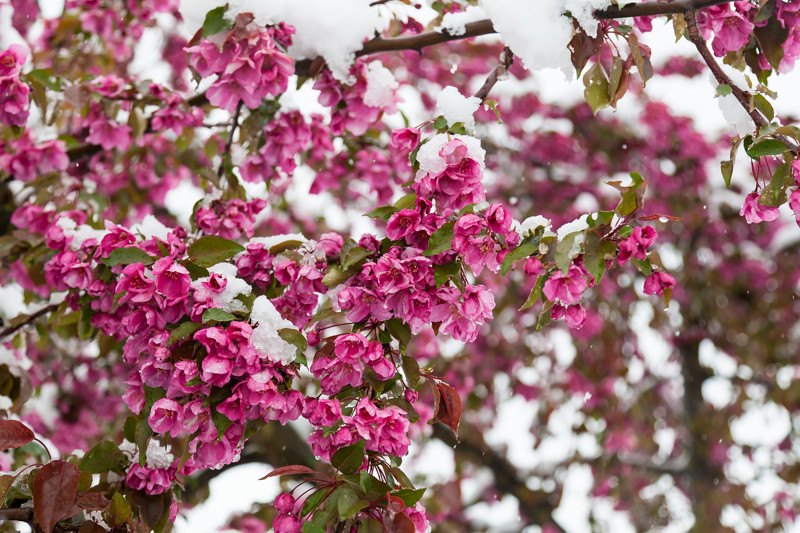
{"left": 0, "top": 420, "right": 35, "bottom": 450}
{"left": 637, "top": 214, "right": 682, "bottom": 222}
{"left": 128, "top": 489, "right": 168, "bottom": 529}
{"left": 385, "top": 512, "right": 416, "bottom": 533}
{"left": 77, "top": 492, "right": 110, "bottom": 511}
{"left": 33, "top": 460, "right": 81, "bottom": 533}
{"left": 259, "top": 465, "right": 316, "bottom": 480}
{"left": 386, "top": 494, "right": 405, "bottom": 514}
{"left": 431, "top": 382, "right": 462, "bottom": 435}
{"left": 78, "top": 521, "right": 106, "bottom": 533}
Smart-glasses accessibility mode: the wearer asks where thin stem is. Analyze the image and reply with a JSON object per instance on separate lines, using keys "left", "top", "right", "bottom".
{"left": 474, "top": 47, "right": 514, "bottom": 103}
{"left": 218, "top": 100, "right": 244, "bottom": 178}
{"left": 0, "top": 508, "right": 33, "bottom": 522}
{"left": 0, "top": 303, "right": 58, "bottom": 342}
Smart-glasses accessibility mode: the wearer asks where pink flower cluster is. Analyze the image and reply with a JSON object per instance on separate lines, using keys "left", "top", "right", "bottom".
{"left": 543, "top": 260, "right": 595, "bottom": 329}
{"left": 0, "top": 130, "right": 68, "bottom": 182}
{"left": 186, "top": 17, "right": 294, "bottom": 112}
{"left": 313, "top": 60, "right": 397, "bottom": 136}
{"left": 270, "top": 258, "right": 327, "bottom": 329}
{"left": 240, "top": 111, "right": 332, "bottom": 188}
{"left": 740, "top": 192, "right": 780, "bottom": 224}
{"left": 196, "top": 198, "right": 267, "bottom": 240}
{"left": 617, "top": 226, "right": 657, "bottom": 265}
{"left": 307, "top": 397, "right": 410, "bottom": 461}
{"left": 0, "top": 44, "right": 30, "bottom": 127}
{"left": 310, "top": 333, "right": 395, "bottom": 394}
{"left": 414, "top": 139, "right": 485, "bottom": 211}
{"left": 450, "top": 204, "right": 518, "bottom": 276}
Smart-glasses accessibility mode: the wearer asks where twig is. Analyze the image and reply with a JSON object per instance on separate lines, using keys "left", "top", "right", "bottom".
{"left": 474, "top": 47, "right": 514, "bottom": 103}
{"left": 217, "top": 100, "right": 244, "bottom": 178}
{"left": 684, "top": 9, "right": 799, "bottom": 153}
{"left": 0, "top": 304, "right": 58, "bottom": 342}
{"left": 594, "top": 0, "right": 735, "bottom": 20}
{"left": 0, "top": 508, "right": 33, "bottom": 522}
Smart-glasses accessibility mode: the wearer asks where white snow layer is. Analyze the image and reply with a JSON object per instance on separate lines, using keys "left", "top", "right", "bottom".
{"left": 191, "top": 263, "right": 252, "bottom": 314}
{"left": 482, "top": 0, "right": 611, "bottom": 76}
{"left": 436, "top": 86, "right": 480, "bottom": 131}
{"left": 363, "top": 61, "right": 399, "bottom": 109}
{"left": 249, "top": 295, "right": 299, "bottom": 365}
{"left": 416, "top": 133, "right": 486, "bottom": 175}
{"left": 437, "top": 5, "right": 487, "bottom": 36}
{"left": 131, "top": 215, "right": 172, "bottom": 242}
{"left": 179, "top": 0, "right": 388, "bottom": 81}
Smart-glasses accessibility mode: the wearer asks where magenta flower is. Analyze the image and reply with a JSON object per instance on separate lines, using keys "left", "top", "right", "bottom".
{"left": 386, "top": 209, "right": 421, "bottom": 241}
{"left": 740, "top": 192, "right": 780, "bottom": 224}
{"left": 543, "top": 264, "right": 587, "bottom": 305}
{"left": 551, "top": 303, "right": 586, "bottom": 329}
{"left": 643, "top": 271, "right": 676, "bottom": 296}
{"left": 486, "top": 204, "right": 512, "bottom": 234}
{"left": 148, "top": 398, "right": 183, "bottom": 434}
{"left": 152, "top": 257, "right": 191, "bottom": 302}
{"left": 709, "top": 10, "right": 754, "bottom": 57}
{"left": 116, "top": 263, "right": 157, "bottom": 304}
{"left": 390, "top": 127, "right": 421, "bottom": 152}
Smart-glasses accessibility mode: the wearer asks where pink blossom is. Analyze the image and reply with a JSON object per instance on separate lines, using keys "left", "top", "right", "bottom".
{"left": 390, "top": 127, "right": 421, "bottom": 152}
{"left": 551, "top": 303, "right": 586, "bottom": 329}
{"left": 126, "top": 464, "right": 173, "bottom": 494}
{"left": 152, "top": 256, "right": 191, "bottom": 302}
{"left": 116, "top": 263, "right": 157, "bottom": 304}
{"left": 643, "top": 271, "right": 676, "bottom": 296}
{"left": 148, "top": 398, "right": 183, "bottom": 433}
{"left": 386, "top": 209, "right": 421, "bottom": 241}
{"left": 543, "top": 264, "right": 587, "bottom": 305}
{"left": 709, "top": 10, "right": 754, "bottom": 57}
{"left": 740, "top": 192, "right": 780, "bottom": 224}
{"left": 486, "top": 204, "right": 512, "bottom": 234}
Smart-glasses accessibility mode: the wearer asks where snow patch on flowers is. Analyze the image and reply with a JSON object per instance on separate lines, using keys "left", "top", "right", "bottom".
{"left": 556, "top": 214, "right": 589, "bottom": 240}
{"left": 417, "top": 134, "right": 485, "bottom": 175}
{"left": 250, "top": 295, "right": 298, "bottom": 365}
{"left": 131, "top": 215, "right": 171, "bottom": 242}
{"left": 145, "top": 440, "right": 174, "bottom": 470}
{"left": 436, "top": 86, "right": 480, "bottom": 131}
{"left": 248, "top": 233, "right": 307, "bottom": 251}
{"left": 363, "top": 61, "right": 399, "bottom": 109}
{"left": 515, "top": 215, "right": 553, "bottom": 238}
{"left": 181, "top": 0, "right": 388, "bottom": 81}
{"left": 192, "top": 263, "right": 252, "bottom": 313}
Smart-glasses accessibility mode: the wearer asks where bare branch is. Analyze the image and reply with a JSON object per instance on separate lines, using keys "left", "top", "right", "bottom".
{"left": 218, "top": 100, "right": 244, "bottom": 178}
{"left": 0, "top": 304, "right": 58, "bottom": 342}
{"left": 474, "top": 47, "right": 514, "bottom": 103}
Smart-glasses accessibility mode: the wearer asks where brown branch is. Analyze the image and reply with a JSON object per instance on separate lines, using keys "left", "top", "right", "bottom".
{"left": 218, "top": 100, "right": 244, "bottom": 178}
{"left": 594, "top": 0, "right": 735, "bottom": 20}
{"left": 0, "top": 304, "right": 58, "bottom": 342}
{"left": 684, "top": 9, "right": 799, "bottom": 153}
{"left": 432, "top": 423, "right": 563, "bottom": 529}
{"left": 0, "top": 507, "right": 33, "bottom": 522}
{"left": 475, "top": 47, "right": 514, "bottom": 103}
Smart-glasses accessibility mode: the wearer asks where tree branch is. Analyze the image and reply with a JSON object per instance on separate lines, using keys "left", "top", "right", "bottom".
{"left": 474, "top": 47, "right": 514, "bottom": 103}
{"left": 594, "top": 0, "right": 735, "bottom": 20}
{"left": 0, "top": 507, "right": 33, "bottom": 522}
{"left": 218, "top": 100, "right": 244, "bottom": 178}
{"left": 684, "top": 9, "right": 799, "bottom": 153}
{"left": 0, "top": 304, "right": 58, "bottom": 342}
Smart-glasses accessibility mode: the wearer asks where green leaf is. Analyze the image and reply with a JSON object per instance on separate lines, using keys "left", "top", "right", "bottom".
{"left": 759, "top": 161, "right": 793, "bottom": 207}
{"left": 104, "top": 492, "right": 131, "bottom": 528}
{"left": 101, "top": 247, "right": 155, "bottom": 267}
{"left": 392, "top": 488, "right": 426, "bottom": 507}
{"left": 211, "top": 407, "right": 233, "bottom": 436}
{"left": 342, "top": 246, "right": 371, "bottom": 270}
{"left": 721, "top": 160, "right": 734, "bottom": 189}
{"left": 278, "top": 328, "right": 307, "bottom": 360}
{"left": 423, "top": 221, "right": 455, "bottom": 256}
{"left": 187, "top": 236, "right": 245, "bottom": 268}
{"left": 303, "top": 522, "right": 326, "bottom": 533}
{"left": 583, "top": 233, "right": 616, "bottom": 282}
{"left": 716, "top": 84, "right": 732, "bottom": 97}
{"left": 745, "top": 138, "right": 788, "bottom": 159}
{"left": 365, "top": 206, "right": 398, "bottom": 221}
{"left": 631, "top": 258, "right": 652, "bottom": 276}
{"left": 433, "top": 116, "right": 448, "bottom": 130}
{"left": 80, "top": 441, "right": 125, "bottom": 473}
{"left": 331, "top": 440, "right": 366, "bottom": 475}
{"left": 337, "top": 488, "right": 366, "bottom": 519}
{"left": 754, "top": 94, "right": 775, "bottom": 122}
{"left": 202, "top": 5, "right": 229, "bottom": 37}
{"left": 301, "top": 488, "right": 332, "bottom": 517}
{"left": 385, "top": 318, "right": 411, "bottom": 354}
{"left": 322, "top": 265, "right": 351, "bottom": 289}
{"left": 402, "top": 355, "right": 420, "bottom": 388}
{"left": 433, "top": 261, "right": 460, "bottom": 288}
{"left": 394, "top": 193, "right": 417, "bottom": 210}
{"left": 269, "top": 240, "right": 305, "bottom": 255}
{"left": 519, "top": 276, "right": 544, "bottom": 311}
{"left": 501, "top": 237, "right": 539, "bottom": 275}
{"left": 555, "top": 232, "right": 581, "bottom": 273}
{"left": 202, "top": 308, "right": 236, "bottom": 323}
{"left": 168, "top": 321, "right": 203, "bottom": 346}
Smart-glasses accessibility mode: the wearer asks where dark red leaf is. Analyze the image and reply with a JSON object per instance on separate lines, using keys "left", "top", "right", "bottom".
{"left": 78, "top": 521, "right": 106, "bottom": 533}
{"left": 431, "top": 382, "right": 462, "bottom": 435}
{"left": 33, "top": 460, "right": 81, "bottom": 533}
{"left": 77, "top": 492, "right": 110, "bottom": 511}
{"left": 259, "top": 465, "right": 316, "bottom": 480}
{"left": 128, "top": 489, "right": 169, "bottom": 529}
{"left": 385, "top": 512, "right": 416, "bottom": 533}
{"left": 637, "top": 214, "right": 682, "bottom": 221}
{"left": 386, "top": 494, "right": 405, "bottom": 514}
{"left": 0, "top": 420, "right": 35, "bottom": 450}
